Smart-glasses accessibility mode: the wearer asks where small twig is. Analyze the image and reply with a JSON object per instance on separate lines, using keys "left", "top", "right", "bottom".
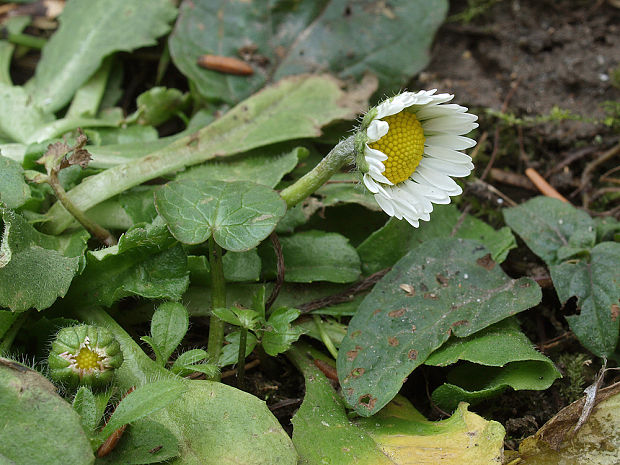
{"left": 536, "top": 332, "right": 576, "bottom": 352}
{"left": 470, "top": 178, "right": 518, "bottom": 207}
{"left": 221, "top": 358, "right": 260, "bottom": 379}
{"left": 268, "top": 398, "right": 303, "bottom": 412}
{"left": 574, "top": 141, "right": 620, "bottom": 206}
{"left": 545, "top": 146, "right": 599, "bottom": 177}
{"left": 469, "top": 131, "right": 488, "bottom": 160}
{"left": 525, "top": 168, "right": 569, "bottom": 203}
{"left": 450, "top": 204, "right": 472, "bottom": 237}
{"left": 265, "top": 232, "right": 284, "bottom": 313}
{"left": 489, "top": 168, "right": 537, "bottom": 191}
{"left": 298, "top": 268, "right": 390, "bottom": 313}
{"left": 590, "top": 187, "right": 620, "bottom": 202}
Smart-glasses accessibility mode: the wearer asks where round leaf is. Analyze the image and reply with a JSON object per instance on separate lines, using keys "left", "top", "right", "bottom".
{"left": 155, "top": 179, "right": 286, "bottom": 251}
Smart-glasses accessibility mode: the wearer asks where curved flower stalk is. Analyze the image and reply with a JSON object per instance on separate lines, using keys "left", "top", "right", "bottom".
{"left": 48, "top": 325, "right": 123, "bottom": 389}
{"left": 355, "top": 90, "right": 478, "bottom": 227}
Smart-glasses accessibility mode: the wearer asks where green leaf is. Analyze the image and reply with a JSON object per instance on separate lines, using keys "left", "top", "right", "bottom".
{"left": 288, "top": 344, "right": 505, "bottom": 465}
{"left": 0, "top": 207, "right": 86, "bottom": 312}
{"left": 176, "top": 146, "right": 303, "bottom": 188}
{"left": 94, "top": 418, "right": 179, "bottom": 465}
{"left": 172, "top": 349, "right": 208, "bottom": 368}
{"left": 30, "top": 0, "right": 177, "bottom": 113}
{"left": 503, "top": 196, "right": 594, "bottom": 266}
{"left": 552, "top": 242, "right": 620, "bottom": 357}
{"left": 78, "top": 307, "right": 297, "bottom": 465}
{"left": 149, "top": 302, "right": 189, "bottom": 366}
{"left": 337, "top": 238, "right": 541, "bottom": 416}
{"left": 0, "top": 358, "right": 95, "bottom": 465}
{"left": 65, "top": 219, "right": 189, "bottom": 307}
{"left": 169, "top": 0, "right": 447, "bottom": 104}
{"left": 262, "top": 307, "right": 305, "bottom": 356}
{"left": 0, "top": 83, "right": 54, "bottom": 143}
{"left": 260, "top": 231, "right": 362, "bottom": 283}
{"left": 44, "top": 74, "right": 372, "bottom": 235}
{"left": 100, "top": 380, "right": 187, "bottom": 439}
{"left": 504, "top": 197, "right": 620, "bottom": 357}
{"left": 426, "top": 319, "right": 561, "bottom": 411}
{"left": 155, "top": 179, "right": 286, "bottom": 252}
{"left": 73, "top": 386, "right": 99, "bottom": 433}
{"left": 219, "top": 330, "right": 258, "bottom": 367}
{"left": 0, "top": 310, "right": 18, "bottom": 341}
{"left": 358, "top": 204, "right": 516, "bottom": 275}
{"left": 0, "top": 155, "right": 30, "bottom": 208}
{"left": 135, "top": 87, "right": 189, "bottom": 126}
{"left": 223, "top": 249, "right": 261, "bottom": 282}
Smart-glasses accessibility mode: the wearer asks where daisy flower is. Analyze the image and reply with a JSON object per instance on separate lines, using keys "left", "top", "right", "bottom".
{"left": 355, "top": 90, "right": 478, "bottom": 227}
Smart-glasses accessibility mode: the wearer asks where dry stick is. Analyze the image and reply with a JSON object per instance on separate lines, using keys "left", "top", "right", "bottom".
{"left": 265, "top": 232, "right": 284, "bottom": 313}
{"left": 221, "top": 359, "right": 260, "bottom": 379}
{"left": 525, "top": 167, "right": 570, "bottom": 203}
{"left": 298, "top": 268, "right": 391, "bottom": 313}
{"left": 577, "top": 142, "right": 620, "bottom": 208}
{"left": 545, "top": 145, "right": 599, "bottom": 178}
{"left": 489, "top": 168, "right": 537, "bottom": 191}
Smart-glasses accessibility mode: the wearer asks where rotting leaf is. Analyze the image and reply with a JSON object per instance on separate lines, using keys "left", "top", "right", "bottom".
{"left": 338, "top": 238, "right": 541, "bottom": 416}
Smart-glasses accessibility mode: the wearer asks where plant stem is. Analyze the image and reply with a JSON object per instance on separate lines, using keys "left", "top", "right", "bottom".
{"left": 236, "top": 328, "right": 247, "bottom": 390}
{"left": 207, "top": 236, "right": 226, "bottom": 379}
{"left": 0, "top": 312, "right": 28, "bottom": 354}
{"left": 313, "top": 315, "right": 338, "bottom": 360}
{"left": 47, "top": 170, "right": 117, "bottom": 246}
{"left": 279, "top": 135, "right": 355, "bottom": 208}
{"left": 7, "top": 32, "right": 46, "bottom": 49}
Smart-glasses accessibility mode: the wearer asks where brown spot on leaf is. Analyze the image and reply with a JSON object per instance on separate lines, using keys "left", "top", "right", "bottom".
{"left": 423, "top": 293, "right": 439, "bottom": 300}
{"left": 399, "top": 284, "right": 415, "bottom": 296}
{"left": 345, "top": 388, "right": 354, "bottom": 396}
{"left": 411, "top": 325, "right": 417, "bottom": 333}
{"left": 436, "top": 273, "right": 449, "bottom": 286}
{"left": 408, "top": 349, "right": 418, "bottom": 360}
{"left": 351, "top": 330, "right": 361, "bottom": 339}
{"left": 476, "top": 253, "right": 496, "bottom": 270}
{"left": 388, "top": 337, "right": 399, "bottom": 347}
{"left": 358, "top": 394, "right": 377, "bottom": 410}
{"left": 612, "top": 304, "right": 620, "bottom": 322}
{"left": 388, "top": 308, "right": 406, "bottom": 318}
{"left": 372, "top": 308, "right": 381, "bottom": 316}
{"left": 346, "top": 346, "right": 362, "bottom": 362}
{"left": 350, "top": 368, "right": 365, "bottom": 378}
{"left": 420, "top": 282, "right": 429, "bottom": 292}
{"left": 451, "top": 320, "right": 469, "bottom": 329}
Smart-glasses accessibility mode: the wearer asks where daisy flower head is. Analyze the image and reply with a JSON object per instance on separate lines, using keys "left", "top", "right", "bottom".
{"left": 355, "top": 90, "right": 478, "bottom": 227}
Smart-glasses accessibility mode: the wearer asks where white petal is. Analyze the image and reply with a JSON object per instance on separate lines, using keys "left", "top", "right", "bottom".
{"left": 425, "top": 135, "right": 476, "bottom": 150}
{"left": 364, "top": 173, "right": 392, "bottom": 197}
{"left": 367, "top": 120, "right": 389, "bottom": 141}
{"left": 416, "top": 104, "right": 469, "bottom": 120}
{"left": 422, "top": 117, "right": 479, "bottom": 136}
{"left": 421, "top": 157, "right": 474, "bottom": 177}
{"left": 424, "top": 145, "right": 473, "bottom": 164}
{"left": 413, "top": 166, "right": 462, "bottom": 194}
{"left": 365, "top": 145, "right": 388, "bottom": 162}
{"left": 374, "top": 192, "right": 395, "bottom": 216}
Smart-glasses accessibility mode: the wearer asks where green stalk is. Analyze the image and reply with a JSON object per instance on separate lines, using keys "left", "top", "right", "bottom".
{"left": 279, "top": 135, "right": 355, "bottom": 208}
{"left": 6, "top": 32, "right": 46, "bottom": 49}
{"left": 236, "top": 328, "right": 248, "bottom": 390}
{"left": 0, "top": 312, "right": 28, "bottom": 354}
{"left": 47, "top": 169, "right": 117, "bottom": 246}
{"left": 207, "top": 236, "right": 226, "bottom": 379}
{"left": 313, "top": 315, "right": 339, "bottom": 360}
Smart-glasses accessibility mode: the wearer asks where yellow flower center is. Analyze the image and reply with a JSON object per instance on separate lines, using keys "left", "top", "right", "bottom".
{"left": 75, "top": 347, "right": 103, "bottom": 371}
{"left": 369, "top": 111, "right": 425, "bottom": 185}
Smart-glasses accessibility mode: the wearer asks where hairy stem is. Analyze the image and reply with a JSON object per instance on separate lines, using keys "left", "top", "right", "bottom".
{"left": 279, "top": 135, "right": 355, "bottom": 208}
{"left": 47, "top": 170, "right": 117, "bottom": 246}
{"left": 207, "top": 237, "right": 226, "bottom": 379}
{"left": 236, "top": 328, "right": 248, "bottom": 390}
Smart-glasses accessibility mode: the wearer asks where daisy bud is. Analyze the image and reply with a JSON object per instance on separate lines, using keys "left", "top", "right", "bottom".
{"left": 355, "top": 90, "right": 478, "bottom": 227}
{"left": 48, "top": 325, "right": 123, "bottom": 389}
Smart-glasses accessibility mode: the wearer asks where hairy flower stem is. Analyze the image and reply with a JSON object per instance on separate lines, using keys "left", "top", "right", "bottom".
{"left": 47, "top": 170, "right": 117, "bottom": 246}
{"left": 279, "top": 135, "right": 355, "bottom": 208}
{"left": 207, "top": 237, "right": 226, "bottom": 379}
{"left": 0, "top": 312, "right": 28, "bottom": 354}
{"left": 236, "top": 328, "right": 248, "bottom": 390}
